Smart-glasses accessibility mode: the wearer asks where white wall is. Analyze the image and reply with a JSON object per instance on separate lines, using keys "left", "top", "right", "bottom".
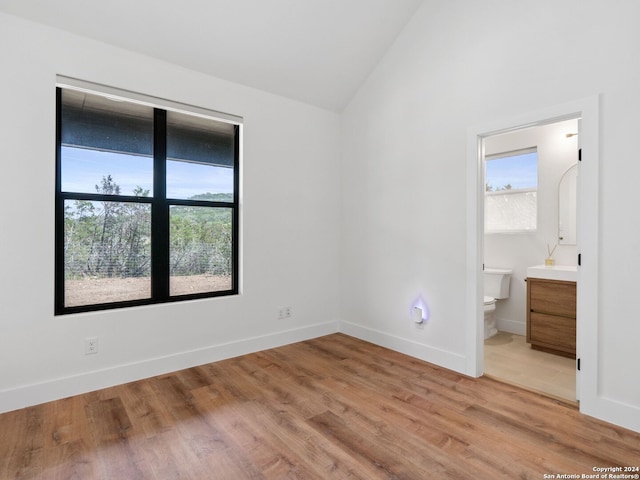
{"left": 341, "top": 0, "right": 640, "bottom": 432}
{"left": 0, "top": 13, "right": 341, "bottom": 412}
{"left": 484, "top": 119, "right": 579, "bottom": 334}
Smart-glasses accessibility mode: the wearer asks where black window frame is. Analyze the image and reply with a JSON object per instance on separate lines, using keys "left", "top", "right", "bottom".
{"left": 55, "top": 86, "right": 240, "bottom": 315}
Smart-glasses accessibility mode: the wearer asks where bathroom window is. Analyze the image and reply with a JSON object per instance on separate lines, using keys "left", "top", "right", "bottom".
{"left": 485, "top": 148, "right": 538, "bottom": 233}
{"left": 55, "top": 80, "right": 241, "bottom": 314}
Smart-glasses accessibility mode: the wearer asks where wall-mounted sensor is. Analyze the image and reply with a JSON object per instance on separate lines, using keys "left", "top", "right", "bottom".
{"left": 411, "top": 295, "right": 429, "bottom": 324}
{"left": 413, "top": 306, "right": 424, "bottom": 324}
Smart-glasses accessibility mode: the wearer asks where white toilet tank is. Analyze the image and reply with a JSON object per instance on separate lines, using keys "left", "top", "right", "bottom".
{"left": 484, "top": 268, "right": 512, "bottom": 299}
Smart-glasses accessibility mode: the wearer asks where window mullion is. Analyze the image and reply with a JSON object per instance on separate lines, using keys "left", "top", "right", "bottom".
{"left": 55, "top": 88, "right": 65, "bottom": 314}
{"left": 152, "top": 109, "right": 169, "bottom": 300}
{"left": 232, "top": 125, "right": 240, "bottom": 293}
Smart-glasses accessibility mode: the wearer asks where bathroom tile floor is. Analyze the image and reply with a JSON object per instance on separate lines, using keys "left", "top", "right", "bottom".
{"left": 484, "top": 331, "right": 576, "bottom": 403}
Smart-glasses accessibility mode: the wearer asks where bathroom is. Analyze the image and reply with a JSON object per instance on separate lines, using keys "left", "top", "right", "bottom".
{"left": 482, "top": 117, "right": 579, "bottom": 401}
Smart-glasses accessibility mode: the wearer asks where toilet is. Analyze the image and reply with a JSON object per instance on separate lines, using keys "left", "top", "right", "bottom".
{"left": 483, "top": 268, "right": 512, "bottom": 339}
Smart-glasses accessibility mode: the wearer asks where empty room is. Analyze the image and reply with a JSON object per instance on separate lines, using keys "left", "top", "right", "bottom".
{"left": 0, "top": 0, "right": 639, "bottom": 478}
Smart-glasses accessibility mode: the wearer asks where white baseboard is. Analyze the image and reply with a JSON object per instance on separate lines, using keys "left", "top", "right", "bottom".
{"left": 5, "top": 319, "right": 637, "bottom": 434}
{"left": 496, "top": 317, "right": 526, "bottom": 336}
{"left": 582, "top": 395, "right": 640, "bottom": 434}
{"left": 0, "top": 321, "right": 338, "bottom": 414}
{"left": 339, "top": 321, "right": 467, "bottom": 375}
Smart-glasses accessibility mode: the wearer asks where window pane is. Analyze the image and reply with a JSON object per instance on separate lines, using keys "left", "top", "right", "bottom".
{"left": 485, "top": 151, "right": 537, "bottom": 191}
{"left": 166, "top": 110, "right": 235, "bottom": 200}
{"left": 485, "top": 149, "right": 538, "bottom": 232}
{"left": 61, "top": 147, "right": 154, "bottom": 196}
{"left": 166, "top": 160, "right": 233, "bottom": 201}
{"left": 64, "top": 199, "right": 151, "bottom": 307}
{"left": 170, "top": 206, "right": 232, "bottom": 296}
{"left": 60, "top": 89, "right": 154, "bottom": 196}
{"left": 485, "top": 191, "right": 537, "bottom": 232}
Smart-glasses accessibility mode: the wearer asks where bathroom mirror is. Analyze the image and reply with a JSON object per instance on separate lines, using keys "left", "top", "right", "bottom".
{"left": 558, "top": 163, "right": 577, "bottom": 245}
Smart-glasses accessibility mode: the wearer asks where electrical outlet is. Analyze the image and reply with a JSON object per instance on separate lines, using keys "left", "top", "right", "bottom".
{"left": 85, "top": 337, "right": 99, "bottom": 355}
{"left": 277, "top": 306, "right": 292, "bottom": 319}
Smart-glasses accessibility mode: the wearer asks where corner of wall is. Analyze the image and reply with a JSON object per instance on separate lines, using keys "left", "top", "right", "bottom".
{"left": 338, "top": 320, "right": 467, "bottom": 375}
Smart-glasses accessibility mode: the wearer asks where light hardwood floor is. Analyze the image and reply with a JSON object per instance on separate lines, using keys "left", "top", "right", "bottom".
{"left": 1, "top": 333, "right": 638, "bottom": 479}
{"left": 484, "top": 331, "right": 576, "bottom": 402}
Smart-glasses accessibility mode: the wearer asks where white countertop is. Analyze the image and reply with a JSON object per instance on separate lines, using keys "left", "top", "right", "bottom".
{"left": 527, "top": 264, "right": 577, "bottom": 282}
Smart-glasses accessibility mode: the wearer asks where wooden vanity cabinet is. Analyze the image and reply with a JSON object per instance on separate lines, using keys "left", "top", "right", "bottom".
{"left": 526, "top": 277, "right": 576, "bottom": 358}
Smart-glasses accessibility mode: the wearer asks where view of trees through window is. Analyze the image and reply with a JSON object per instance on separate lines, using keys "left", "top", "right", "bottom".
{"left": 64, "top": 177, "right": 153, "bottom": 306}
{"left": 63, "top": 174, "right": 233, "bottom": 307}
{"left": 56, "top": 86, "right": 239, "bottom": 313}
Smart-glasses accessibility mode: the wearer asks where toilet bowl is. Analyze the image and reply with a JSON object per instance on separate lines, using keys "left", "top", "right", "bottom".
{"left": 484, "top": 296, "right": 498, "bottom": 339}
{"left": 483, "top": 268, "right": 512, "bottom": 339}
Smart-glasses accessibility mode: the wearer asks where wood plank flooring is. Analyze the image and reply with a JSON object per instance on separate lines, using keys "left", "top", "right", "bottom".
{"left": 484, "top": 331, "right": 576, "bottom": 402}
{"left": 1, "top": 333, "right": 639, "bottom": 479}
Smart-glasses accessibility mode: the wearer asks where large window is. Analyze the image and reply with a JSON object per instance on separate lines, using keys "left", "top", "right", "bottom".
{"left": 485, "top": 148, "right": 538, "bottom": 233}
{"left": 55, "top": 83, "right": 240, "bottom": 314}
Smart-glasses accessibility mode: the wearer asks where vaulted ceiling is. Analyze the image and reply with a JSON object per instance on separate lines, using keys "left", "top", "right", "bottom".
{"left": 0, "top": 0, "right": 423, "bottom": 111}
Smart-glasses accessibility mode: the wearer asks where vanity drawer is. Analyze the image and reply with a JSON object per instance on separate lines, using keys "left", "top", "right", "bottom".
{"left": 528, "top": 312, "right": 576, "bottom": 354}
{"left": 528, "top": 279, "right": 576, "bottom": 318}
{"left": 526, "top": 277, "right": 576, "bottom": 357}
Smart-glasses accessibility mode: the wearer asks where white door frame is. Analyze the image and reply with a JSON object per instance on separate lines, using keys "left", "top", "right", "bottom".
{"left": 465, "top": 96, "right": 599, "bottom": 413}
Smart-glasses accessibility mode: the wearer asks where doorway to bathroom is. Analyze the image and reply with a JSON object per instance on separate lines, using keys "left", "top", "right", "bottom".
{"left": 482, "top": 118, "right": 579, "bottom": 402}
{"left": 465, "top": 96, "right": 600, "bottom": 413}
